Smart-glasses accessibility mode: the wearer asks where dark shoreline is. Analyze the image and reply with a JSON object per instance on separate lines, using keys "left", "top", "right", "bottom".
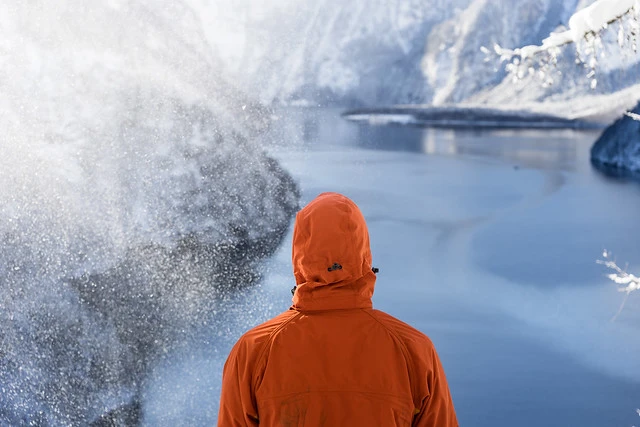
{"left": 342, "top": 106, "right": 605, "bottom": 130}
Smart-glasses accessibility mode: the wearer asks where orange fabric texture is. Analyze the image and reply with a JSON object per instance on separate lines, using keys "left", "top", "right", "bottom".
{"left": 218, "top": 192, "right": 458, "bottom": 426}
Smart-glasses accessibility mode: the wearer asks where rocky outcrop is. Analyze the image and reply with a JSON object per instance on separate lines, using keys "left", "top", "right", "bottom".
{"left": 591, "top": 101, "right": 640, "bottom": 177}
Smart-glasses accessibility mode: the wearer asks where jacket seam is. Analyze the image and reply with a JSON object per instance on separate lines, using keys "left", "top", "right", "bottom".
{"left": 258, "top": 388, "right": 411, "bottom": 402}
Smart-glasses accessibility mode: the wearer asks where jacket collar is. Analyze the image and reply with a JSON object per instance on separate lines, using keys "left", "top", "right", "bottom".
{"left": 292, "top": 272, "right": 376, "bottom": 311}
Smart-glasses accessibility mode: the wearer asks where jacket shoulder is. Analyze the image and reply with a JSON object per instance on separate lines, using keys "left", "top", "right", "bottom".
{"left": 367, "top": 309, "right": 444, "bottom": 409}
{"left": 367, "top": 309, "right": 435, "bottom": 352}
{"left": 368, "top": 311, "right": 458, "bottom": 426}
{"left": 224, "top": 310, "right": 299, "bottom": 387}
{"left": 235, "top": 309, "right": 299, "bottom": 350}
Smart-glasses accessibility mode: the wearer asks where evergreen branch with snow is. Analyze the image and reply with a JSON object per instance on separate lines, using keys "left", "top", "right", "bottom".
{"left": 597, "top": 250, "right": 639, "bottom": 321}
{"left": 490, "top": 0, "right": 640, "bottom": 88}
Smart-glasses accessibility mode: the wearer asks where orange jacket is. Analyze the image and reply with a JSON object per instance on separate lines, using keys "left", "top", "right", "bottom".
{"left": 218, "top": 192, "right": 458, "bottom": 426}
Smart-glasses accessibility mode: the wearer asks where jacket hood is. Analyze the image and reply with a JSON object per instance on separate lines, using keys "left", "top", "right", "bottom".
{"left": 291, "top": 192, "right": 376, "bottom": 310}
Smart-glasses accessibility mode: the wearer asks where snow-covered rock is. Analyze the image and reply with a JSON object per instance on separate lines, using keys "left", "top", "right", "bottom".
{"left": 591, "top": 101, "right": 640, "bottom": 175}
{"left": 0, "top": 1, "right": 298, "bottom": 424}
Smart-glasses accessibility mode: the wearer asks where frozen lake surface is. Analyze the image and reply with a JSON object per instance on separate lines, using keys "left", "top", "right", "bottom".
{"left": 145, "top": 108, "right": 640, "bottom": 426}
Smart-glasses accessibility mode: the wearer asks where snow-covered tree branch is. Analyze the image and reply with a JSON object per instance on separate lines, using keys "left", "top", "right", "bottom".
{"left": 492, "top": 0, "right": 640, "bottom": 88}
{"left": 597, "top": 250, "right": 639, "bottom": 321}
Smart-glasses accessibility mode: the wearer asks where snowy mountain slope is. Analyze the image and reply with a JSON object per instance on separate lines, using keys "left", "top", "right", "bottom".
{"left": 189, "top": 0, "right": 474, "bottom": 105}
{"left": 191, "top": 0, "right": 639, "bottom": 113}
{"left": 0, "top": 1, "right": 298, "bottom": 424}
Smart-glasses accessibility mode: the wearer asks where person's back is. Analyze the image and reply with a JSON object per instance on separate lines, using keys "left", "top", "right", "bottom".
{"left": 218, "top": 192, "right": 458, "bottom": 426}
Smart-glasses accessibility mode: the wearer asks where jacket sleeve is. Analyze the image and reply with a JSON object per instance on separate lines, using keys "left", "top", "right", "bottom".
{"left": 412, "top": 346, "right": 458, "bottom": 427}
{"left": 218, "top": 338, "right": 260, "bottom": 427}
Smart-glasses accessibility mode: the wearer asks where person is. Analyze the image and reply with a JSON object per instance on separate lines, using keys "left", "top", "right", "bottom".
{"left": 218, "top": 192, "right": 458, "bottom": 426}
